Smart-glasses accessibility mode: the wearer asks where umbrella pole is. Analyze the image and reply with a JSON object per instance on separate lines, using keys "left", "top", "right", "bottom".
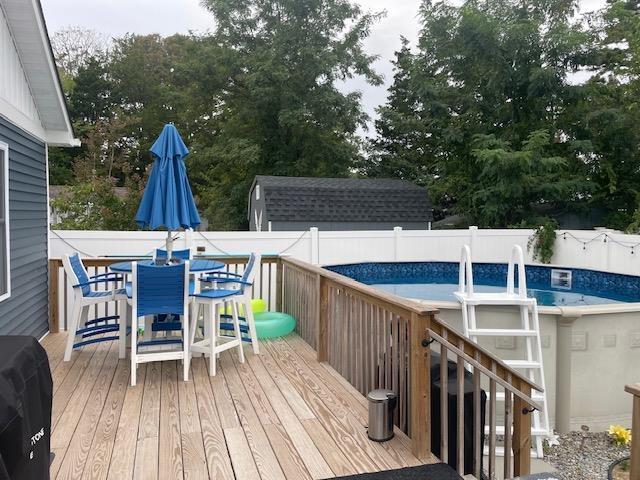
{"left": 166, "top": 230, "right": 173, "bottom": 261}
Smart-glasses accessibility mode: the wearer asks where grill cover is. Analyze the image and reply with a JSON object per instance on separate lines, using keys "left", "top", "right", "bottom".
{"left": 0, "top": 336, "right": 52, "bottom": 480}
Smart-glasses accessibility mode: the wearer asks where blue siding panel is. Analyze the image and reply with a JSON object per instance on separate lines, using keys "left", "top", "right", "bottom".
{"left": 0, "top": 116, "right": 48, "bottom": 338}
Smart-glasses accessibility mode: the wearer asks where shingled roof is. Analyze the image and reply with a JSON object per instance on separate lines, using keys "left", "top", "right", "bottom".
{"left": 251, "top": 176, "right": 433, "bottom": 223}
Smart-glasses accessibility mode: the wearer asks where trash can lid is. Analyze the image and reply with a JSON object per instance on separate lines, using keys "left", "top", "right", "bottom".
{"left": 367, "top": 389, "right": 397, "bottom": 402}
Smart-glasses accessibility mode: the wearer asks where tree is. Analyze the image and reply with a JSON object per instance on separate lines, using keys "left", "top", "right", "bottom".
{"left": 569, "top": 1, "right": 640, "bottom": 230}
{"left": 368, "top": 0, "right": 592, "bottom": 226}
{"left": 194, "top": 0, "right": 383, "bottom": 228}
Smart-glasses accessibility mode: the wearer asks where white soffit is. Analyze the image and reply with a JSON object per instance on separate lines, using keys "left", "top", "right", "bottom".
{"left": 1, "top": 0, "right": 78, "bottom": 146}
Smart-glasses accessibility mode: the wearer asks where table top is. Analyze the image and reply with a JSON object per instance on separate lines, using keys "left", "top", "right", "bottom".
{"left": 109, "top": 259, "right": 225, "bottom": 273}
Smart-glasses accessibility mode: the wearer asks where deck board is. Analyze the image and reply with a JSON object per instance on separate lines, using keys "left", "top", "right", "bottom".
{"left": 48, "top": 332, "right": 432, "bottom": 479}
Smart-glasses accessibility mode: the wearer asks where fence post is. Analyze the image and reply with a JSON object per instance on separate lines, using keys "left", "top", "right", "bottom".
{"left": 410, "top": 312, "right": 432, "bottom": 461}
{"left": 310, "top": 227, "right": 319, "bottom": 265}
{"left": 317, "top": 276, "right": 329, "bottom": 362}
{"left": 48, "top": 259, "right": 59, "bottom": 333}
{"left": 393, "top": 226, "right": 403, "bottom": 261}
{"left": 513, "top": 383, "right": 532, "bottom": 477}
{"left": 275, "top": 257, "right": 284, "bottom": 312}
{"left": 625, "top": 384, "right": 640, "bottom": 480}
{"left": 469, "top": 226, "right": 478, "bottom": 255}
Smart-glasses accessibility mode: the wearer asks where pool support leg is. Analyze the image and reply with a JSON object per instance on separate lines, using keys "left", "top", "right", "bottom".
{"left": 556, "top": 315, "right": 578, "bottom": 434}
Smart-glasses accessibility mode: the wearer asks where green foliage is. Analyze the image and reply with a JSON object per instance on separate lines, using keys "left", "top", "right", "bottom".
{"left": 50, "top": 0, "right": 381, "bottom": 230}
{"left": 367, "top": 0, "right": 594, "bottom": 226}
{"left": 51, "top": 176, "right": 142, "bottom": 230}
{"left": 49, "top": 0, "right": 640, "bottom": 232}
{"left": 528, "top": 219, "right": 558, "bottom": 264}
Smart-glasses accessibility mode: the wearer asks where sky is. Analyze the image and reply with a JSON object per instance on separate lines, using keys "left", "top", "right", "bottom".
{"left": 41, "top": 0, "right": 607, "bottom": 137}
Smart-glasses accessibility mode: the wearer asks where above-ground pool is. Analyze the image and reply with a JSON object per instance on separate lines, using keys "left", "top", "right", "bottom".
{"left": 326, "top": 262, "right": 640, "bottom": 307}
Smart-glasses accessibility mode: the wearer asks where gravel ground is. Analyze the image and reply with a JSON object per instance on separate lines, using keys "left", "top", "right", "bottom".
{"left": 544, "top": 431, "right": 630, "bottom": 480}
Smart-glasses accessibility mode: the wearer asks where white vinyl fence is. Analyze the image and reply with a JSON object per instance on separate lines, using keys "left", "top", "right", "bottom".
{"left": 50, "top": 226, "right": 640, "bottom": 275}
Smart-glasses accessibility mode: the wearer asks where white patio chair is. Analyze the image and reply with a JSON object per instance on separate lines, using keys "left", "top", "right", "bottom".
{"left": 62, "top": 253, "right": 129, "bottom": 361}
{"left": 191, "top": 253, "right": 261, "bottom": 375}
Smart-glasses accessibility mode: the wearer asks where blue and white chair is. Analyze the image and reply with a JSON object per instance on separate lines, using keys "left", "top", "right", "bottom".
{"left": 129, "top": 261, "right": 190, "bottom": 386}
{"left": 192, "top": 253, "right": 261, "bottom": 376}
{"left": 62, "top": 253, "right": 129, "bottom": 362}
{"left": 153, "top": 248, "right": 192, "bottom": 262}
{"left": 199, "top": 252, "right": 261, "bottom": 355}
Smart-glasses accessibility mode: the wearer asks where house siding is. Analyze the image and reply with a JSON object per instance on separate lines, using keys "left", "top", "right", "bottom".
{"left": 0, "top": 115, "right": 48, "bottom": 337}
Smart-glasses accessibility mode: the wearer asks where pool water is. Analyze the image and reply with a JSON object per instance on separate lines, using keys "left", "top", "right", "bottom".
{"left": 326, "top": 262, "right": 640, "bottom": 307}
{"left": 372, "top": 282, "right": 623, "bottom": 307}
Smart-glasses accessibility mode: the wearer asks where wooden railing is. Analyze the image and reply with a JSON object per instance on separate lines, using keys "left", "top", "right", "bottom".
{"left": 281, "top": 256, "right": 541, "bottom": 477}
{"left": 48, "top": 254, "right": 282, "bottom": 333}
{"left": 626, "top": 384, "right": 640, "bottom": 480}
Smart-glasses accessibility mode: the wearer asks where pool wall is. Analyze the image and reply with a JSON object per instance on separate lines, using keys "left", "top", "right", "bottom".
{"left": 423, "top": 301, "right": 640, "bottom": 432}
{"left": 328, "top": 261, "right": 640, "bottom": 432}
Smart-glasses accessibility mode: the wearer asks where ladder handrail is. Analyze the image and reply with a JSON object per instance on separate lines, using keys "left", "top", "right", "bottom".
{"left": 458, "top": 244, "right": 474, "bottom": 295}
{"left": 507, "top": 245, "right": 528, "bottom": 298}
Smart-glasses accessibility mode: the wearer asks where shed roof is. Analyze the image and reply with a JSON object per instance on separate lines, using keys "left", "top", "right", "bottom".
{"left": 252, "top": 175, "right": 433, "bottom": 223}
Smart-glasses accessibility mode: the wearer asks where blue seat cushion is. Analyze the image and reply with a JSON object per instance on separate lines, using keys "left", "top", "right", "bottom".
{"left": 193, "top": 288, "right": 240, "bottom": 300}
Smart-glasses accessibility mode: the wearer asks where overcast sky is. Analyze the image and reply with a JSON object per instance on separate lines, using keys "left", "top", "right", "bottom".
{"left": 41, "top": 0, "right": 607, "bottom": 136}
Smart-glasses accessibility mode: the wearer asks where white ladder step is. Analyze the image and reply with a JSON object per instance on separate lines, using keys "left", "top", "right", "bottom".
{"left": 455, "top": 292, "right": 536, "bottom": 306}
{"left": 483, "top": 445, "right": 541, "bottom": 459}
{"left": 503, "top": 359, "right": 541, "bottom": 369}
{"left": 484, "top": 425, "right": 549, "bottom": 436}
{"left": 495, "top": 391, "right": 545, "bottom": 402}
{"left": 468, "top": 329, "right": 537, "bottom": 337}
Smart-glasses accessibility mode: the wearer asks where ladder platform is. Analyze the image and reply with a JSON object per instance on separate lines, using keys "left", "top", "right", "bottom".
{"left": 454, "top": 292, "right": 536, "bottom": 306}
{"left": 467, "top": 328, "right": 537, "bottom": 337}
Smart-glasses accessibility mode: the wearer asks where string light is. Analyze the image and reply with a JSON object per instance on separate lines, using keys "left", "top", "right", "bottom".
{"left": 560, "top": 231, "right": 640, "bottom": 255}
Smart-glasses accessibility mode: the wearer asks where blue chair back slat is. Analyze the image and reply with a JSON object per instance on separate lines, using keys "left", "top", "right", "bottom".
{"left": 69, "top": 253, "right": 91, "bottom": 296}
{"left": 135, "top": 263, "right": 186, "bottom": 317}
{"left": 155, "top": 248, "right": 191, "bottom": 260}
{"left": 242, "top": 253, "right": 256, "bottom": 283}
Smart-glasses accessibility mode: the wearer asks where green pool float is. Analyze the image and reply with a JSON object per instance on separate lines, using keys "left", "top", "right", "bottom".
{"left": 254, "top": 312, "right": 296, "bottom": 339}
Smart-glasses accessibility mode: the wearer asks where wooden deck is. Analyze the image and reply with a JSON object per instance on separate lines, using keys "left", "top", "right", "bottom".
{"left": 43, "top": 332, "right": 432, "bottom": 480}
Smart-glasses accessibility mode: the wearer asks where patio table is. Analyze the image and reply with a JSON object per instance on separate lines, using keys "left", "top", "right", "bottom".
{"left": 109, "top": 258, "right": 225, "bottom": 274}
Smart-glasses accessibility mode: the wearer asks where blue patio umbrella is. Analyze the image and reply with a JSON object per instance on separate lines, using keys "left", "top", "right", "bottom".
{"left": 135, "top": 124, "right": 201, "bottom": 258}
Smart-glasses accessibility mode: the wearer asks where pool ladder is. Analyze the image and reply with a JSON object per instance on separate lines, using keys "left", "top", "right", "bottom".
{"left": 454, "top": 245, "right": 552, "bottom": 459}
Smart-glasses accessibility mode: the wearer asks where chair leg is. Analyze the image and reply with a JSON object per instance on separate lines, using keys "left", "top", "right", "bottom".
{"left": 131, "top": 314, "right": 137, "bottom": 386}
{"left": 244, "top": 298, "right": 259, "bottom": 354}
{"left": 64, "top": 301, "right": 82, "bottom": 361}
{"left": 183, "top": 310, "right": 190, "bottom": 382}
{"left": 189, "top": 302, "right": 198, "bottom": 347}
{"left": 119, "top": 299, "right": 127, "bottom": 359}
{"left": 209, "top": 303, "right": 217, "bottom": 376}
{"left": 232, "top": 301, "right": 245, "bottom": 364}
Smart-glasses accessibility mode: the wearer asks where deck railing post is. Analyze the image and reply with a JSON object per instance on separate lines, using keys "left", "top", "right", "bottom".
{"left": 48, "top": 259, "right": 60, "bottom": 333}
{"left": 410, "top": 311, "right": 432, "bottom": 461}
{"left": 317, "top": 276, "right": 329, "bottom": 362}
{"left": 513, "top": 382, "right": 532, "bottom": 477}
{"left": 625, "top": 384, "right": 640, "bottom": 480}
{"left": 275, "top": 257, "right": 284, "bottom": 311}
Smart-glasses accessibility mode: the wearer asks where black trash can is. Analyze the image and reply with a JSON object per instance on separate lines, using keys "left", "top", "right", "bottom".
{"left": 429, "top": 351, "right": 486, "bottom": 476}
{"left": 0, "top": 336, "right": 53, "bottom": 480}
